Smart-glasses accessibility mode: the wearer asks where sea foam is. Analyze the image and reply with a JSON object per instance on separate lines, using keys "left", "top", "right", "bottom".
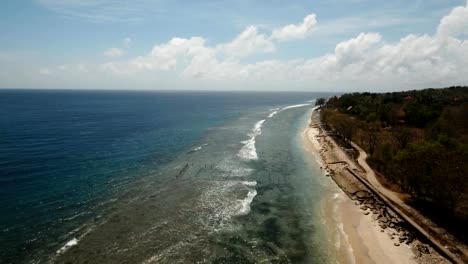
{"left": 243, "top": 181, "right": 257, "bottom": 187}
{"left": 239, "top": 189, "right": 257, "bottom": 215}
{"left": 56, "top": 238, "right": 78, "bottom": 255}
{"left": 268, "top": 108, "right": 280, "bottom": 118}
{"left": 281, "top": 103, "right": 311, "bottom": 111}
{"left": 217, "top": 158, "right": 254, "bottom": 177}
{"left": 201, "top": 180, "right": 258, "bottom": 231}
{"left": 188, "top": 143, "right": 208, "bottom": 153}
{"left": 238, "top": 119, "right": 265, "bottom": 160}
{"left": 238, "top": 103, "right": 311, "bottom": 160}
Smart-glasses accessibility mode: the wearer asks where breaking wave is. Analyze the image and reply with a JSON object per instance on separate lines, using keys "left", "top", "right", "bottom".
{"left": 238, "top": 120, "right": 265, "bottom": 160}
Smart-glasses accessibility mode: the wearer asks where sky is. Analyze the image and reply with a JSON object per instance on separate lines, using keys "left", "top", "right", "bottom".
{"left": 0, "top": 0, "right": 468, "bottom": 92}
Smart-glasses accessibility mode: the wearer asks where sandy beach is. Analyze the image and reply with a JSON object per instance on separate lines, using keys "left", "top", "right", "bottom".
{"left": 303, "top": 108, "right": 449, "bottom": 264}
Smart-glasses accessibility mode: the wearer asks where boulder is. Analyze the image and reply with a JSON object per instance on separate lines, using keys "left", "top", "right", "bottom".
{"left": 417, "top": 244, "right": 430, "bottom": 254}
{"left": 355, "top": 191, "right": 371, "bottom": 199}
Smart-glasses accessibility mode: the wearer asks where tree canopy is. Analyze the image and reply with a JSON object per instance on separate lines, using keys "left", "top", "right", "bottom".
{"left": 321, "top": 86, "right": 468, "bottom": 242}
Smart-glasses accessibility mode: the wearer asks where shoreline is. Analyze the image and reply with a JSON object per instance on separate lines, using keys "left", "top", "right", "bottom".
{"left": 303, "top": 108, "right": 449, "bottom": 264}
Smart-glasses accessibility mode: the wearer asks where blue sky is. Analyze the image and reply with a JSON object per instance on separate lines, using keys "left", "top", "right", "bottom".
{"left": 1, "top": 0, "right": 467, "bottom": 91}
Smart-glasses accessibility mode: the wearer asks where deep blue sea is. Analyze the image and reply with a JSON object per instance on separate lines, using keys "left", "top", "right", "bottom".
{"left": 0, "top": 90, "right": 336, "bottom": 263}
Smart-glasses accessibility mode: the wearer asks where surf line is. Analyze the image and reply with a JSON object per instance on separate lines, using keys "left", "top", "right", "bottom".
{"left": 238, "top": 119, "right": 265, "bottom": 160}
{"left": 239, "top": 103, "right": 312, "bottom": 161}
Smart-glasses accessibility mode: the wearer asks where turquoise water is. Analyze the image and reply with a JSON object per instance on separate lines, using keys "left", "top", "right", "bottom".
{"left": 0, "top": 90, "right": 335, "bottom": 263}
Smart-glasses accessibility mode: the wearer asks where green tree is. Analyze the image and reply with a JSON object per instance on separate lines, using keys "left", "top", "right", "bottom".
{"left": 315, "top": 98, "right": 326, "bottom": 108}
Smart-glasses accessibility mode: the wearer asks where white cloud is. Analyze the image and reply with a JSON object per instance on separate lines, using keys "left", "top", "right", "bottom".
{"left": 148, "top": 37, "right": 211, "bottom": 70}
{"left": 35, "top": 3, "right": 468, "bottom": 91}
{"left": 271, "top": 14, "right": 317, "bottom": 42}
{"left": 103, "top": 38, "right": 131, "bottom": 58}
{"left": 101, "top": 37, "right": 215, "bottom": 74}
{"left": 295, "top": 30, "right": 468, "bottom": 89}
{"left": 104, "top": 48, "right": 124, "bottom": 58}
{"left": 101, "top": 13, "right": 316, "bottom": 76}
{"left": 437, "top": 2, "right": 468, "bottom": 37}
{"left": 219, "top": 26, "right": 275, "bottom": 58}
{"left": 100, "top": 26, "right": 278, "bottom": 76}
{"left": 334, "top": 33, "right": 382, "bottom": 66}
{"left": 187, "top": 3, "right": 468, "bottom": 89}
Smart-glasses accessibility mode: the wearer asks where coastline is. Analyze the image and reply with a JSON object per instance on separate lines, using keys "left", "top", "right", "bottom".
{"left": 303, "top": 108, "right": 449, "bottom": 264}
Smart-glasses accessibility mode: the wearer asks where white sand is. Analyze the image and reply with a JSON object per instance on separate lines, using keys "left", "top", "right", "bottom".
{"left": 302, "top": 111, "right": 417, "bottom": 264}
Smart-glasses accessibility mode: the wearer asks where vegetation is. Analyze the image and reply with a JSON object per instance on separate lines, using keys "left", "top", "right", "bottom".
{"left": 315, "top": 97, "right": 326, "bottom": 108}
{"left": 321, "top": 86, "right": 468, "bottom": 241}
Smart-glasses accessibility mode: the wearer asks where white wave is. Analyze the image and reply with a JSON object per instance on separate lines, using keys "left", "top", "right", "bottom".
{"left": 238, "top": 119, "right": 265, "bottom": 160}
{"left": 239, "top": 189, "right": 257, "bottom": 215}
{"left": 242, "top": 181, "right": 257, "bottom": 187}
{"left": 200, "top": 180, "right": 258, "bottom": 231}
{"left": 188, "top": 143, "right": 208, "bottom": 153}
{"left": 281, "top": 103, "right": 311, "bottom": 111}
{"left": 56, "top": 238, "right": 78, "bottom": 255}
{"left": 217, "top": 159, "right": 254, "bottom": 177}
{"left": 253, "top": 119, "right": 265, "bottom": 133}
{"left": 268, "top": 110, "right": 278, "bottom": 118}
{"left": 268, "top": 108, "right": 280, "bottom": 118}
{"left": 62, "top": 211, "right": 88, "bottom": 222}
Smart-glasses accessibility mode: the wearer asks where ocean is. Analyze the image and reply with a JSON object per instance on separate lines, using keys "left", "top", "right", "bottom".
{"left": 0, "top": 90, "right": 336, "bottom": 263}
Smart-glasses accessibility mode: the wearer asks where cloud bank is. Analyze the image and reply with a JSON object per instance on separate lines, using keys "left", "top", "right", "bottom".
{"left": 37, "top": 3, "right": 468, "bottom": 91}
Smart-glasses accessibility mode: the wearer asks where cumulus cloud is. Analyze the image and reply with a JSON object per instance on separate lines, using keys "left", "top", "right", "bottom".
{"left": 147, "top": 37, "right": 213, "bottom": 70}
{"left": 271, "top": 14, "right": 317, "bottom": 42}
{"left": 219, "top": 26, "right": 275, "bottom": 58}
{"left": 183, "top": 3, "right": 468, "bottom": 89}
{"left": 103, "top": 38, "right": 132, "bottom": 58}
{"left": 101, "top": 37, "right": 215, "bottom": 74}
{"left": 334, "top": 33, "right": 382, "bottom": 66}
{"left": 98, "top": 14, "right": 316, "bottom": 75}
{"left": 297, "top": 30, "right": 468, "bottom": 88}
{"left": 39, "top": 3, "right": 468, "bottom": 91}
{"left": 100, "top": 24, "right": 279, "bottom": 75}
{"left": 104, "top": 48, "right": 124, "bottom": 57}
{"left": 437, "top": 2, "right": 468, "bottom": 37}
